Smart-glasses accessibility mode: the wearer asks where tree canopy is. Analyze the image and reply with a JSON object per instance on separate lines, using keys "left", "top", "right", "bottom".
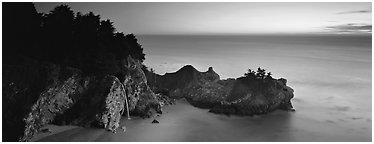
{"left": 243, "top": 67, "right": 272, "bottom": 80}
{"left": 3, "top": 3, "right": 146, "bottom": 75}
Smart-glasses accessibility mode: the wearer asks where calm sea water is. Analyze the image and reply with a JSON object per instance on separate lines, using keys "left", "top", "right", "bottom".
{"left": 34, "top": 34, "right": 371, "bottom": 142}
{"left": 138, "top": 34, "right": 372, "bottom": 141}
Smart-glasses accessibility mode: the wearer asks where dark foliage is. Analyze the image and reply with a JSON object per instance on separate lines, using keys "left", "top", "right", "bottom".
{"left": 3, "top": 3, "right": 146, "bottom": 75}
{"left": 243, "top": 67, "right": 272, "bottom": 80}
{"left": 226, "top": 67, "right": 274, "bottom": 102}
{"left": 3, "top": 2, "right": 42, "bottom": 64}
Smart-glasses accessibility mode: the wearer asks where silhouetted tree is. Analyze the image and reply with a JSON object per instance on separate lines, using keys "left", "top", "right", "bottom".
{"left": 244, "top": 68, "right": 256, "bottom": 78}
{"left": 3, "top": 2, "right": 42, "bottom": 64}
{"left": 126, "top": 33, "right": 146, "bottom": 62}
{"left": 99, "top": 19, "right": 116, "bottom": 41}
{"left": 41, "top": 5, "right": 75, "bottom": 63}
{"left": 111, "top": 32, "right": 130, "bottom": 59}
{"left": 266, "top": 72, "right": 273, "bottom": 79}
{"left": 256, "top": 67, "right": 266, "bottom": 79}
{"left": 4, "top": 3, "right": 147, "bottom": 75}
{"left": 243, "top": 67, "right": 273, "bottom": 80}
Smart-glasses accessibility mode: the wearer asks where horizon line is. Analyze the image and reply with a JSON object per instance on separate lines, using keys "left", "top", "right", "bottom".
{"left": 136, "top": 33, "right": 372, "bottom": 36}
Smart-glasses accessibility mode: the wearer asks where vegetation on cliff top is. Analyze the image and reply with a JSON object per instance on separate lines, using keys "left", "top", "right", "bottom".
{"left": 4, "top": 3, "right": 146, "bottom": 75}
{"left": 244, "top": 67, "right": 273, "bottom": 80}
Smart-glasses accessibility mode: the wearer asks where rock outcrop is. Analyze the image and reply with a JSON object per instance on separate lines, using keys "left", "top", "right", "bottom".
{"left": 51, "top": 75, "right": 127, "bottom": 133}
{"left": 148, "top": 65, "right": 295, "bottom": 116}
{"left": 154, "top": 65, "right": 223, "bottom": 102}
{"left": 3, "top": 56, "right": 164, "bottom": 141}
{"left": 120, "top": 56, "right": 163, "bottom": 118}
{"left": 148, "top": 65, "right": 229, "bottom": 106}
{"left": 209, "top": 77, "right": 294, "bottom": 115}
{"left": 20, "top": 66, "right": 85, "bottom": 141}
{"left": 12, "top": 65, "right": 129, "bottom": 141}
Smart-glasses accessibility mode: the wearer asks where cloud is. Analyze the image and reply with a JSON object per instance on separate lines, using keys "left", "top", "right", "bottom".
{"left": 325, "top": 23, "right": 372, "bottom": 34}
{"left": 337, "top": 9, "right": 371, "bottom": 14}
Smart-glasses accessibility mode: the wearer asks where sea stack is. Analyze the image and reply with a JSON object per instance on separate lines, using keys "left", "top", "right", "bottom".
{"left": 147, "top": 65, "right": 295, "bottom": 116}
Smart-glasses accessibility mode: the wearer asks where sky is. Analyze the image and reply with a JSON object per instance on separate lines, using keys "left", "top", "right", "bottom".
{"left": 33, "top": 2, "right": 372, "bottom": 79}
{"left": 34, "top": 2, "right": 372, "bottom": 35}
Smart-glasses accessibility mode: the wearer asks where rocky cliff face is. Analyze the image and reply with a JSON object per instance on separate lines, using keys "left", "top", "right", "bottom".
{"left": 50, "top": 75, "right": 127, "bottom": 133}
{"left": 148, "top": 65, "right": 295, "bottom": 116}
{"left": 20, "top": 66, "right": 86, "bottom": 141}
{"left": 209, "top": 77, "right": 294, "bottom": 115}
{"left": 3, "top": 56, "right": 164, "bottom": 141}
{"left": 120, "top": 56, "right": 162, "bottom": 118}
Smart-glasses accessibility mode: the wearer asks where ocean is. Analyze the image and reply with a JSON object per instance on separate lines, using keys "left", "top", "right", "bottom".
{"left": 33, "top": 34, "right": 372, "bottom": 142}
{"left": 138, "top": 34, "right": 372, "bottom": 141}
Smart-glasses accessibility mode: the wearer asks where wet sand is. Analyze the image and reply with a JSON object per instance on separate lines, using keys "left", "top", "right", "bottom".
{"left": 33, "top": 98, "right": 371, "bottom": 142}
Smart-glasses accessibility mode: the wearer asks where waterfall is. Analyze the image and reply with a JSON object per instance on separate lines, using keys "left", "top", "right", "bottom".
{"left": 124, "top": 92, "right": 131, "bottom": 120}
{"left": 121, "top": 82, "right": 131, "bottom": 120}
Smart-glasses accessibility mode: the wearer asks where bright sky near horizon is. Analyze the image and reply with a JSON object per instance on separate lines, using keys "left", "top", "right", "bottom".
{"left": 34, "top": 2, "right": 371, "bottom": 35}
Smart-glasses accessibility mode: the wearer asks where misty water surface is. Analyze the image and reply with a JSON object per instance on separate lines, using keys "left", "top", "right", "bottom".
{"left": 138, "top": 34, "right": 372, "bottom": 141}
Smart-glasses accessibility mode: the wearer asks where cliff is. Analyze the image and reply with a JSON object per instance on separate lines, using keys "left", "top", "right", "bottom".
{"left": 147, "top": 65, "right": 295, "bottom": 115}
{"left": 3, "top": 56, "right": 166, "bottom": 141}
{"left": 2, "top": 2, "right": 173, "bottom": 141}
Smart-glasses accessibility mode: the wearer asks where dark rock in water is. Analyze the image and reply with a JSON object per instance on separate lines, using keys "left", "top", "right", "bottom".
{"left": 152, "top": 119, "right": 159, "bottom": 124}
{"left": 150, "top": 65, "right": 226, "bottom": 108}
{"left": 210, "top": 76, "right": 295, "bottom": 115}
{"left": 149, "top": 65, "right": 295, "bottom": 116}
